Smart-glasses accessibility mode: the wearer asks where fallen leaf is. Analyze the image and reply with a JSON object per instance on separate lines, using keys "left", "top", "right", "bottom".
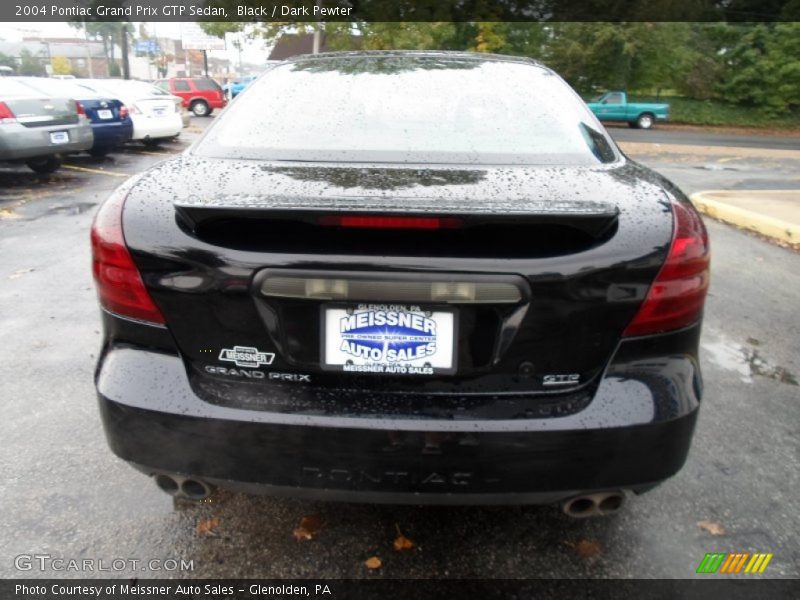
{"left": 697, "top": 520, "right": 726, "bottom": 536}
{"left": 293, "top": 514, "right": 322, "bottom": 542}
{"left": 573, "top": 539, "right": 602, "bottom": 558}
{"left": 196, "top": 517, "right": 220, "bottom": 536}
{"left": 393, "top": 524, "right": 415, "bottom": 551}
{"left": 364, "top": 556, "right": 382, "bottom": 569}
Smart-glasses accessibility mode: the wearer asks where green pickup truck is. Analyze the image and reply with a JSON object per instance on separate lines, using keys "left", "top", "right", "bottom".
{"left": 586, "top": 91, "right": 669, "bottom": 129}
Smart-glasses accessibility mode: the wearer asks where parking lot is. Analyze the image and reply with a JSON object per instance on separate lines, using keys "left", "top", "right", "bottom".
{"left": 1, "top": 117, "right": 798, "bottom": 579}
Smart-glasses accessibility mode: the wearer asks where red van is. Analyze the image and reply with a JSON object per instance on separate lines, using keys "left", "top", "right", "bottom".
{"left": 155, "top": 77, "right": 227, "bottom": 117}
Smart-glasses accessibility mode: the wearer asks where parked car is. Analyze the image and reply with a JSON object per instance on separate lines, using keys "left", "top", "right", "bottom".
{"left": 0, "top": 78, "right": 93, "bottom": 173}
{"left": 16, "top": 77, "right": 133, "bottom": 157}
{"left": 78, "top": 79, "right": 183, "bottom": 146}
{"left": 223, "top": 75, "right": 257, "bottom": 100}
{"left": 154, "top": 77, "right": 226, "bottom": 117}
{"left": 0, "top": 65, "right": 14, "bottom": 77}
{"left": 92, "top": 52, "right": 709, "bottom": 514}
{"left": 586, "top": 91, "right": 669, "bottom": 129}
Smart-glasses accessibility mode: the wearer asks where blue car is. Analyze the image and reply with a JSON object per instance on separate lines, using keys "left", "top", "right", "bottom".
{"left": 223, "top": 75, "right": 257, "bottom": 99}
{"left": 16, "top": 78, "right": 133, "bottom": 156}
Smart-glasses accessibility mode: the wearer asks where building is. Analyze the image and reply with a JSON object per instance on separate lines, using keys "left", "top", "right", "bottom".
{"left": 268, "top": 33, "right": 331, "bottom": 60}
{"left": 0, "top": 38, "right": 114, "bottom": 77}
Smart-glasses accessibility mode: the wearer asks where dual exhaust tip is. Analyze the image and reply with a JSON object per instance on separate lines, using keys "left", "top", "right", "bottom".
{"left": 562, "top": 491, "right": 626, "bottom": 518}
{"left": 154, "top": 475, "right": 626, "bottom": 513}
{"left": 154, "top": 473, "right": 214, "bottom": 500}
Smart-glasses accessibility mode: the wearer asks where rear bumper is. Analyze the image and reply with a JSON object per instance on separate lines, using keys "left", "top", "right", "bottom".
{"left": 95, "top": 324, "right": 703, "bottom": 504}
{"left": 90, "top": 120, "right": 133, "bottom": 148}
{"left": 101, "top": 396, "right": 696, "bottom": 504}
{"left": 130, "top": 115, "right": 183, "bottom": 140}
{"left": 0, "top": 122, "right": 94, "bottom": 160}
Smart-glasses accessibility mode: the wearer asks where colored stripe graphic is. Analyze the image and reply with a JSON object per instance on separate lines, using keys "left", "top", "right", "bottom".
{"left": 720, "top": 553, "right": 750, "bottom": 573}
{"left": 697, "top": 553, "right": 726, "bottom": 573}
{"left": 698, "top": 552, "right": 774, "bottom": 574}
{"left": 744, "top": 553, "right": 774, "bottom": 574}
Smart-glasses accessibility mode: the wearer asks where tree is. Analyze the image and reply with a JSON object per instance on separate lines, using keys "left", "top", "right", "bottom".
{"left": 0, "top": 51, "right": 16, "bottom": 69}
{"left": 769, "top": 22, "right": 800, "bottom": 111}
{"left": 715, "top": 23, "right": 800, "bottom": 113}
{"left": 542, "top": 23, "right": 693, "bottom": 95}
{"left": 18, "top": 49, "right": 45, "bottom": 76}
{"left": 69, "top": 21, "right": 133, "bottom": 76}
{"left": 51, "top": 56, "right": 72, "bottom": 75}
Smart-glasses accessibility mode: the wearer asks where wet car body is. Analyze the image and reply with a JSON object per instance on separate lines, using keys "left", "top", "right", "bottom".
{"left": 79, "top": 79, "right": 184, "bottom": 144}
{"left": 92, "top": 52, "right": 709, "bottom": 510}
{"left": 1, "top": 78, "right": 93, "bottom": 172}
{"left": 15, "top": 78, "right": 133, "bottom": 156}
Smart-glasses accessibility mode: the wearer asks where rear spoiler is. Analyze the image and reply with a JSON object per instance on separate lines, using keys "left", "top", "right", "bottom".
{"left": 174, "top": 195, "right": 620, "bottom": 238}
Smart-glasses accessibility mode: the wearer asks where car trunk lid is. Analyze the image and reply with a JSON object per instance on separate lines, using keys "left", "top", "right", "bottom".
{"left": 121, "top": 157, "right": 673, "bottom": 404}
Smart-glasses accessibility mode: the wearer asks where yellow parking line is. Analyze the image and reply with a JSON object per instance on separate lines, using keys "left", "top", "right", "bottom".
{"left": 62, "top": 164, "right": 129, "bottom": 178}
{"left": 139, "top": 151, "right": 174, "bottom": 156}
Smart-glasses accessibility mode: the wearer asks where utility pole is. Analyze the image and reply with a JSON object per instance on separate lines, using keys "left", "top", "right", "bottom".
{"left": 312, "top": 0, "right": 322, "bottom": 54}
{"left": 203, "top": 50, "right": 209, "bottom": 77}
{"left": 83, "top": 26, "right": 93, "bottom": 77}
{"left": 120, "top": 24, "right": 130, "bottom": 79}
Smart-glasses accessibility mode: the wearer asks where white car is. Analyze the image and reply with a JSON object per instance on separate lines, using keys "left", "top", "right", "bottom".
{"left": 78, "top": 79, "right": 184, "bottom": 145}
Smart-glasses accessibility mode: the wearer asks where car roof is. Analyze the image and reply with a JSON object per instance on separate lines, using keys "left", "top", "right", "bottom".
{"left": 1, "top": 78, "right": 47, "bottom": 97}
{"left": 13, "top": 77, "right": 105, "bottom": 99}
{"left": 282, "top": 50, "right": 545, "bottom": 69}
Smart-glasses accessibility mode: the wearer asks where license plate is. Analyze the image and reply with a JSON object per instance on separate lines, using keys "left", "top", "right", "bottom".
{"left": 153, "top": 108, "right": 166, "bottom": 116}
{"left": 97, "top": 109, "right": 113, "bottom": 119}
{"left": 49, "top": 131, "right": 69, "bottom": 144}
{"left": 322, "top": 305, "right": 456, "bottom": 375}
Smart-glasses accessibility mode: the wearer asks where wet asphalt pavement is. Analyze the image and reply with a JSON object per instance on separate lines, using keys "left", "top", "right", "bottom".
{"left": 0, "top": 121, "right": 798, "bottom": 580}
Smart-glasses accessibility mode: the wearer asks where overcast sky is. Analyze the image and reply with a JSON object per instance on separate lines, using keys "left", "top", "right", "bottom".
{"left": 0, "top": 21, "right": 273, "bottom": 65}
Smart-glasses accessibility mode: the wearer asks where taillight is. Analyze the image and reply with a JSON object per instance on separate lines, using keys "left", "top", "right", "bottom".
{"left": 91, "top": 182, "right": 165, "bottom": 325}
{"left": 318, "top": 215, "right": 462, "bottom": 230}
{"left": 623, "top": 198, "right": 710, "bottom": 337}
{"left": 0, "top": 101, "right": 16, "bottom": 123}
{"left": 129, "top": 104, "right": 142, "bottom": 115}
{"left": 74, "top": 100, "right": 86, "bottom": 117}
{"left": 119, "top": 105, "right": 129, "bottom": 120}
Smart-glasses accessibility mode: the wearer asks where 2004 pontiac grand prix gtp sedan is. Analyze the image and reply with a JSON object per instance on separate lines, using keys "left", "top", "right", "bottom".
{"left": 92, "top": 52, "right": 709, "bottom": 517}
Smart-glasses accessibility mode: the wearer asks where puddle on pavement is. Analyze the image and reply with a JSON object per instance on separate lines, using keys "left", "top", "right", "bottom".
{"left": 702, "top": 332, "right": 798, "bottom": 385}
{"left": 1, "top": 200, "right": 97, "bottom": 221}
{"left": 45, "top": 202, "right": 97, "bottom": 216}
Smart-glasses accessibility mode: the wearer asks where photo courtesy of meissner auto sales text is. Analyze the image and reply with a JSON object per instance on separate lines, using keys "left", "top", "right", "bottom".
{"left": 1, "top": 0, "right": 799, "bottom": 597}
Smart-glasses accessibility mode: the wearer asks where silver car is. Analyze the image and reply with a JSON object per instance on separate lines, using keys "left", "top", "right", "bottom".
{"left": 0, "top": 78, "right": 94, "bottom": 173}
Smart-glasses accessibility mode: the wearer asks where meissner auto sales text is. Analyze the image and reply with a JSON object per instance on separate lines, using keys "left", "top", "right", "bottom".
{"left": 15, "top": 584, "right": 328, "bottom": 596}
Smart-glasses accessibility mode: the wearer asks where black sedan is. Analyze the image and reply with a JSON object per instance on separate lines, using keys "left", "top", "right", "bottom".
{"left": 91, "top": 52, "right": 709, "bottom": 517}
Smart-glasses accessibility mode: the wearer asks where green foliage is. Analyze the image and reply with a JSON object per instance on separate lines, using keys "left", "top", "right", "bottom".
{"left": 18, "top": 49, "right": 45, "bottom": 76}
{"left": 541, "top": 23, "right": 695, "bottom": 95}
{"left": 191, "top": 20, "right": 800, "bottom": 117}
{"left": 628, "top": 95, "right": 800, "bottom": 128}
{"left": 715, "top": 23, "right": 800, "bottom": 113}
{"left": 0, "top": 51, "right": 16, "bottom": 69}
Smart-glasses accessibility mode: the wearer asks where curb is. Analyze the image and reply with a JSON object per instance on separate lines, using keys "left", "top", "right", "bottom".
{"left": 690, "top": 191, "right": 799, "bottom": 249}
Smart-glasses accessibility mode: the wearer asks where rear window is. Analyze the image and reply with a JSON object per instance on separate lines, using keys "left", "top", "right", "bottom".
{"left": 195, "top": 55, "right": 618, "bottom": 165}
{"left": 16, "top": 78, "right": 101, "bottom": 99}
{"left": 194, "top": 79, "right": 221, "bottom": 91}
{"left": 1, "top": 79, "right": 42, "bottom": 97}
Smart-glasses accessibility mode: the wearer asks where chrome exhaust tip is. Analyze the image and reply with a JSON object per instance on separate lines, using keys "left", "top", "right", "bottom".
{"left": 562, "top": 491, "right": 626, "bottom": 518}
{"left": 153, "top": 473, "right": 214, "bottom": 500}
